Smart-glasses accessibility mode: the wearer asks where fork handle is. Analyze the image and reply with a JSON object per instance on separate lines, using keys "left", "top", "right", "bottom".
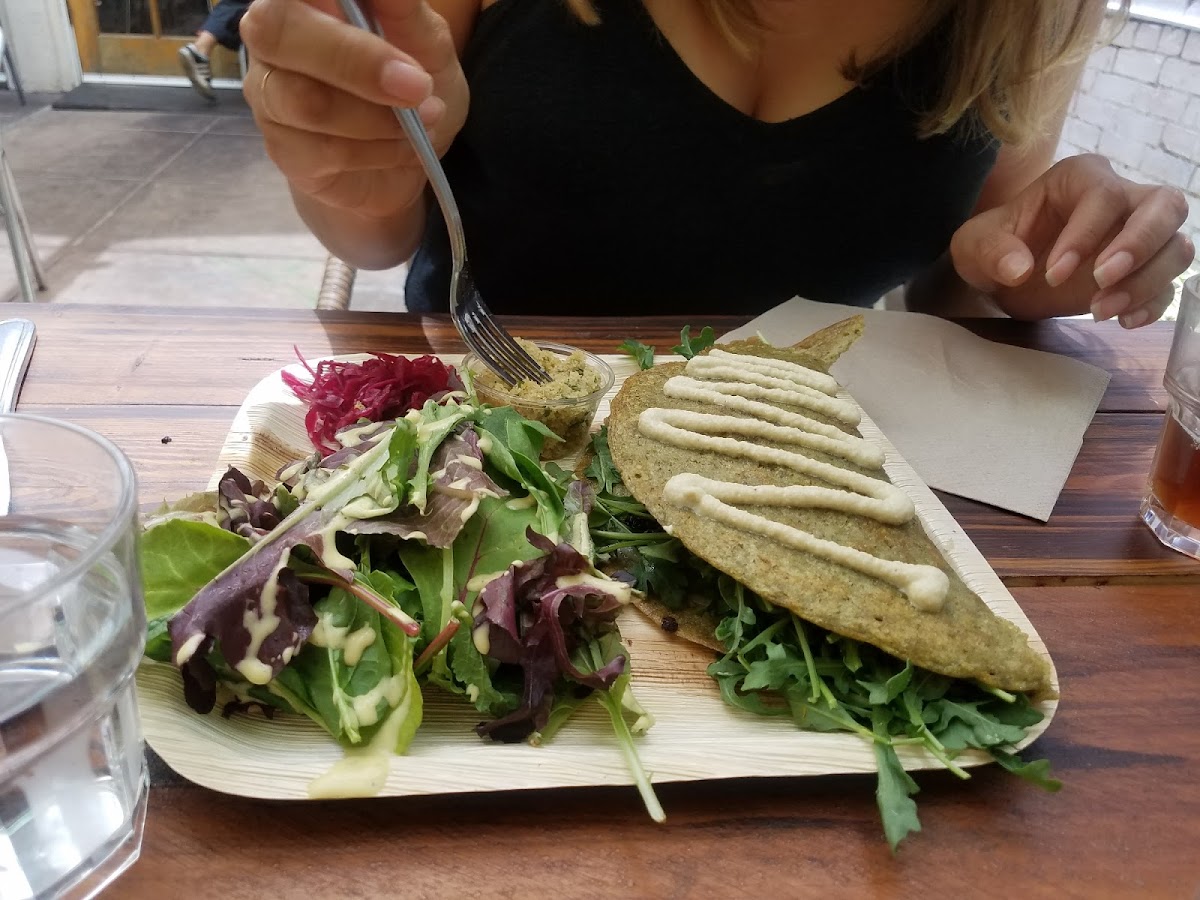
{"left": 335, "top": 0, "right": 467, "bottom": 265}
{"left": 392, "top": 107, "right": 466, "bottom": 264}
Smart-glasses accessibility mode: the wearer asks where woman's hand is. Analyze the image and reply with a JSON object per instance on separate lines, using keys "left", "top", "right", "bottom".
{"left": 239, "top": 0, "right": 468, "bottom": 221}
{"left": 949, "top": 154, "right": 1194, "bottom": 327}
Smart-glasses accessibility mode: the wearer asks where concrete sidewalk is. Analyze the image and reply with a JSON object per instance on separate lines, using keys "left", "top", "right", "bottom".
{"left": 0, "top": 94, "right": 405, "bottom": 311}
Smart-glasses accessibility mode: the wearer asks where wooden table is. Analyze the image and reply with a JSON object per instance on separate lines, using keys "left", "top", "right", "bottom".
{"left": 15, "top": 306, "right": 1199, "bottom": 898}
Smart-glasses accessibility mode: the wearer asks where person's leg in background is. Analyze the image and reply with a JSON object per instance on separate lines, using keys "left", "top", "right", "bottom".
{"left": 179, "top": 1, "right": 251, "bottom": 100}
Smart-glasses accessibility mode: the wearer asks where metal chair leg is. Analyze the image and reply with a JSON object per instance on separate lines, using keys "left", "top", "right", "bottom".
{"left": 2, "top": 162, "right": 43, "bottom": 289}
{"left": 0, "top": 32, "right": 24, "bottom": 107}
{"left": 0, "top": 145, "right": 43, "bottom": 302}
{"left": 2, "top": 158, "right": 43, "bottom": 289}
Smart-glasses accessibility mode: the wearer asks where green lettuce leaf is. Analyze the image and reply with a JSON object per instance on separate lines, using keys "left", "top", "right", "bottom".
{"left": 140, "top": 519, "right": 250, "bottom": 661}
{"left": 398, "top": 494, "right": 542, "bottom": 708}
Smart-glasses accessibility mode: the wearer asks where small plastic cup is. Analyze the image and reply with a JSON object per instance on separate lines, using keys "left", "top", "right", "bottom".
{"left": 1140, "top": 275, "right": 1200, "bottom": 559}
{"left": 463, "top": 341, "right": 615, "bottom": 460}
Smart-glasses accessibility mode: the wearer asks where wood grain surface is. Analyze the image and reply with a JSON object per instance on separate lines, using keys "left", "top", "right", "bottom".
{"left": 10, "top": 306, "right": 1198, "bottom": 899}
{"left": 120, "top": 585, "right": 1200, "bottom": 899}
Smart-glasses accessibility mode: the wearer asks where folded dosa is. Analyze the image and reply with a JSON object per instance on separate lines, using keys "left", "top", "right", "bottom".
{"left": 607, "top": 318, "right": 1052, "bottom": 696}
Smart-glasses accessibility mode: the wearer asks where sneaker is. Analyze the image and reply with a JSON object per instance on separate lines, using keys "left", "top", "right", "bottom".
{"left": 179, "top": 45, "right": 215, "bottom": 101}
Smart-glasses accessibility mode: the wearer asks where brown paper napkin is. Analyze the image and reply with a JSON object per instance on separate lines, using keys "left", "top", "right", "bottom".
{"left": 719, "top": 298, "right": 1111, "bottom": 521}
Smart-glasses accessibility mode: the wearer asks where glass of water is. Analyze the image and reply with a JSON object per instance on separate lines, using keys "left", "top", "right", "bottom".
{"left": 0, "top": 414, "right": 146, "bottom": 899}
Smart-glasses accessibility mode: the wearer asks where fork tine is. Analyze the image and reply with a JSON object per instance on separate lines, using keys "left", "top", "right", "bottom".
{"left": 464, "top": 304, "right": 543, "bottom": 384}
{"left": 473, "top": 310, "right": 549, "bottom": 383}
{"left": 465, "top": 290, "right": 550, "bottom": 383}
{"left": 456, "top": 304, "right": 523, "bottom": 385}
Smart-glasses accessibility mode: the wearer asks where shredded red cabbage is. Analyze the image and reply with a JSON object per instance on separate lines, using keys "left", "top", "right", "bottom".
{"left": 282, "top": 349, "right": 463, "bottom": 455}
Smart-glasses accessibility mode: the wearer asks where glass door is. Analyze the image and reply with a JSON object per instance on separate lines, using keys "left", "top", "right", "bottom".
{"left": 66, "top": 0, "right": 242, "bottom": 78}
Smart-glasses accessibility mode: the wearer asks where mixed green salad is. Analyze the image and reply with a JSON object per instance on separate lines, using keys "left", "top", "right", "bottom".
{"left": 141, "top": 354, "right": 661, "bottom": 817}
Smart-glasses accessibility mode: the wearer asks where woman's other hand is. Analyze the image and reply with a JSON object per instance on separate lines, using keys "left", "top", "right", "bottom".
{"left": 949, "top": 153, "right": 1194, "bottom": 327}
{"left": 239, "top": 0, "right": 468, "bottom": 222}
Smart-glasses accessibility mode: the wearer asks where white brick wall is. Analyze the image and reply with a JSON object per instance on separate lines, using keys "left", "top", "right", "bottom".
{"left": 1058, "top": 14, "right": 1200, "bottom": 243}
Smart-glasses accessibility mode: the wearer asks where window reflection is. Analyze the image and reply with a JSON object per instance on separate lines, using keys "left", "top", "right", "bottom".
{"left": 93, "top": 0, "right": 211, "bottom": 37}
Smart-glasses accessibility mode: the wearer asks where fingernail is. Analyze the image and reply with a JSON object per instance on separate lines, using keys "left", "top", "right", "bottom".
{"left": 1119, "top": 308, "right": 1151, "bottom": 329}
{"left": 998, "top": 251, "right": 1032, "bottom": 283}
{"left": 380, "top": 60, "right": 432, "bottom": 101}
{"left": 1045, "top": 250, "right": 1080, "bottom": 287}
{"left": 1093, "top": 251, "right": 1133, "bottom": 289}
{"left": 1091, "top": 291, "right": 1131, "bottom": 321}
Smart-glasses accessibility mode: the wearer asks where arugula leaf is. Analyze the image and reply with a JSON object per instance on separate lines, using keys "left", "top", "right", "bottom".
{"left": 859, "top": 661, "right": 915, "bottom": 706}
{"left": 676, "top": 577, "right": 1054, "bottom": 849}
{"left": 990, "top": 749, "right": 1063, "bottom": 792}
{"left": 873, "top": 730, "right": 922, "bottom": 852}
{"left": 617, "top": 339, "right": 656, "bottom": 370}
{"left": 672, "top": 326, "right": 716, "bottom": 360}
{"left": 584, "top": 427, "right": 619, "bottom": 495}
{"left": 929, "top": 699, "right": 1030, "bottom": 749}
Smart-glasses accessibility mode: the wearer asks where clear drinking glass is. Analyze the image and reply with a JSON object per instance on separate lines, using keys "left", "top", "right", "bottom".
{"left": 1141, "top": 276, "right": 1200, "bottom": 559}
{"left": 0, "top": 414, "right": 147, "bottom": 899}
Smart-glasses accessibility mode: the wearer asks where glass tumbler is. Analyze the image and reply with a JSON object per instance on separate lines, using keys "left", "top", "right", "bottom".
{"left": 1141, "top": 276, "right": 1200, "bottom": 559}
{"left": 0, "top": 414, "right": 147, "bottom": 899}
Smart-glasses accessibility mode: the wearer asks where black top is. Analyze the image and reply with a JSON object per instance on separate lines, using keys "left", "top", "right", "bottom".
{"left": 406, "top": 0, "right": 998, "bottom": 315}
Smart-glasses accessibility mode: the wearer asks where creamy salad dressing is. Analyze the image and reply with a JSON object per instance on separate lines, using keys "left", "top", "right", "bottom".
{"left": 234, "top": 555, "right": 289, "bottom": 684}
{"left": 638, "top": 348, "right": 949, "bottom": 612}
{"left": 306, "top": 682, "right": 419, "bottom": 800}
{"left": 554, "top": 573, "right": 633, "bottom": 605}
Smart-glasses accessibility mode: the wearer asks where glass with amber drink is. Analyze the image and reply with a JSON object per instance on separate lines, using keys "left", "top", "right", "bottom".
{"left": 1141, "top": 275, "right": 1200, "bottom": 559}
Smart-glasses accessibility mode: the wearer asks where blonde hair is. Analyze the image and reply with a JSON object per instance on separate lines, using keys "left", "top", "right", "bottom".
{"left": 565, "top": 0, "right": 1121, "bottom": 147}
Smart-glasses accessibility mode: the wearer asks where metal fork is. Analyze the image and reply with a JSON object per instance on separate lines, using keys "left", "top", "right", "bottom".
{"left": 335, "top": 0, "right": 550, "bottom": 386}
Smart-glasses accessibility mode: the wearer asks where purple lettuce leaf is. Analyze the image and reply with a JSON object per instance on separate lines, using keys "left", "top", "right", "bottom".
{"left": 167, "top": 508, "right": 349, "bottom": 711}
{"left": 473, "top": 528, "right": 628, "bottom": 742}
{"left": 564, "top": 479, "right": 594, "bottom": 518}
{"left": 217, "top": 467, "right": 285, "bottom": 542}
{"left": 344, "top": 427, "right": 506, "bottom": 549}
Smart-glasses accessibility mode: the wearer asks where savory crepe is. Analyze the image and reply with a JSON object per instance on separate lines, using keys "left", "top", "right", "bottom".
{"left": 605, "top": 317, "right": 1052, "bottom": 697}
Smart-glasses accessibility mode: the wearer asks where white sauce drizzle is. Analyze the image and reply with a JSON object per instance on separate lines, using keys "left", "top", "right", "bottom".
{"left": 350, "top": 674, "right": 404, "bottom": 728}
{"left": 234, "top": 554, "right": 288, "bottom": 684}
{"left": 466, "top": 570, "right": 507, "bottom": 593}
{"left": 698, "top": 348, "right": 841, "bottom": 394}
{"left": 306, "top": 683, "right": 417, "bottom": 800}
{"left": 638, "top": 350, "right": 948, "bottom": 612}
{"left": 555, "top": 573, "right": 633, "bottom": 605}
{"left": 662, "top": 378, "right": 883, "bottom": 468}
{"left": 665, "top": 475, "right": 948, "bottom": 613}
{"left": 638, "top": 409, "right": 912, "bottom": 522}
{"left": 309, "top": 611, "right": 349, "bottom": 649}
{"left": 342, "top": 625, "right": 377, "bottom": 667}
